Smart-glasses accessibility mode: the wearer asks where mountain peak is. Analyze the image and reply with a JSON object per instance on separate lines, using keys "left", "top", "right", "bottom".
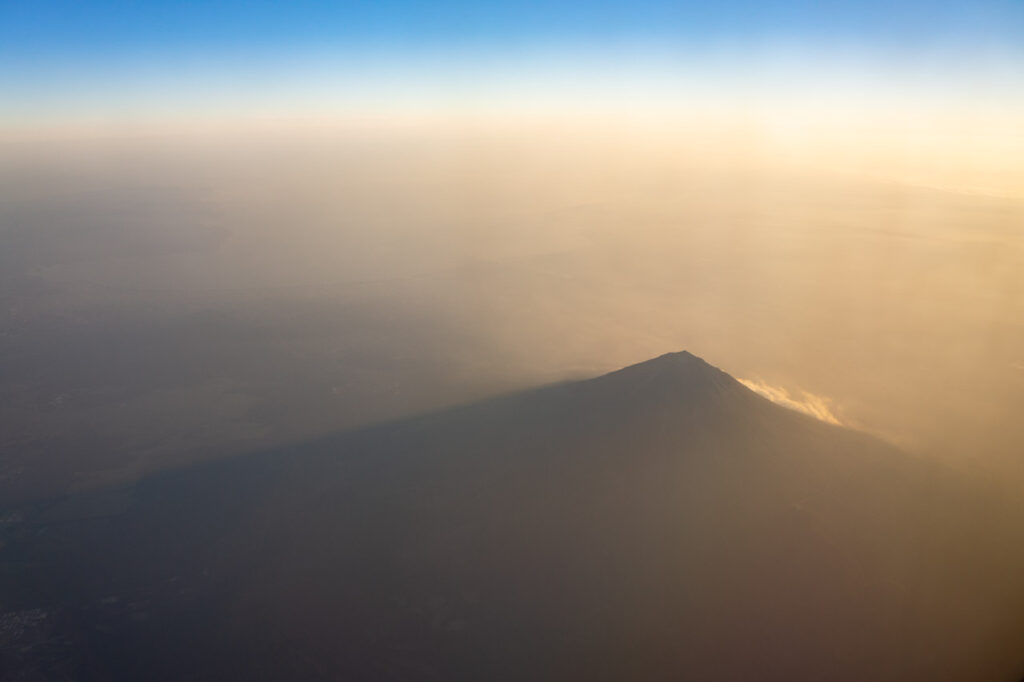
{"left": 593, "top": 350, "right": 741, "bottom": 403}
{"left": 644, "top": 350, "right": 705, "bottom": 368}
{"left": 609, "top": 350, "right": 724, "bottom": 378}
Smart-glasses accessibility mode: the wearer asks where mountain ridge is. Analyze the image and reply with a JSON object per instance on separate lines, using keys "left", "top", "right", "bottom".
{"left": 1, "top": 351, "right": 1022, "bottom": 681}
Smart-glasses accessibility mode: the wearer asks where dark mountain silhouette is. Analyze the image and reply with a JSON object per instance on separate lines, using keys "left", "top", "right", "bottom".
{"left": 1, "top": 352, "right": 1022, "bottom": 681}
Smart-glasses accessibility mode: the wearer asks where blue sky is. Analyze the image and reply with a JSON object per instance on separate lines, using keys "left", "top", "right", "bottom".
{"left": 2, "top": 0, "right": 1022, "bottom": 124}
{"left": 5, "top": 0, "right": 1022, "bottom": 55}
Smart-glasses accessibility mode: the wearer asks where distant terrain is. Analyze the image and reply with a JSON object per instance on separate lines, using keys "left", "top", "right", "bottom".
{"left": 2, "top": 352, "right": 1022, "bottom": 681}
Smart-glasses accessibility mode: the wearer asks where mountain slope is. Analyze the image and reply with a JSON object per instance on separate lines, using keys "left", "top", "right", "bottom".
{"left": 2, "top": 352, "right": 1022, "bottom": 681}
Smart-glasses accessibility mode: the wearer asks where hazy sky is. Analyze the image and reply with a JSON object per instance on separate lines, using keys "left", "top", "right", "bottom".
{"left": 1, "top": 2, "right": 1022, "bottom": 497}
{"left": 2, "top": 0, "right": 1022, "bottom": 127}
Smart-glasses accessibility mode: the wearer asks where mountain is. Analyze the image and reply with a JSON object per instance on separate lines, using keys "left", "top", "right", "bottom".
{"left": 1, "top": 352, "right": 1022, "bottom": 681}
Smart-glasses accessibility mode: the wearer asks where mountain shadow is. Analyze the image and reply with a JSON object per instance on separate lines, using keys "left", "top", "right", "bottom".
{"left": 1, "top": 351, "right": 1022, "bottom": 681}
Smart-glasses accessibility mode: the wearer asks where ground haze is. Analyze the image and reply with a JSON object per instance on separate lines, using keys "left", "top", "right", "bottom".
{"left": 2, "top": 353, "right": 1022, "bottom": 680}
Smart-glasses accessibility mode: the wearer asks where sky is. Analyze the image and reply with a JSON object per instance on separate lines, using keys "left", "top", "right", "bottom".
{"left": 0, "top": 1, "right": 1022, "bottom": 495}
{"left": 2, "top": 0, "right": 1022, "bottom": 127}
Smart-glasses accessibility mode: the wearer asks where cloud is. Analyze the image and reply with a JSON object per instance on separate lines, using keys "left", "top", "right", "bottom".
{"left": 738, "top": 378, "right": 841, "bottom": 425}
